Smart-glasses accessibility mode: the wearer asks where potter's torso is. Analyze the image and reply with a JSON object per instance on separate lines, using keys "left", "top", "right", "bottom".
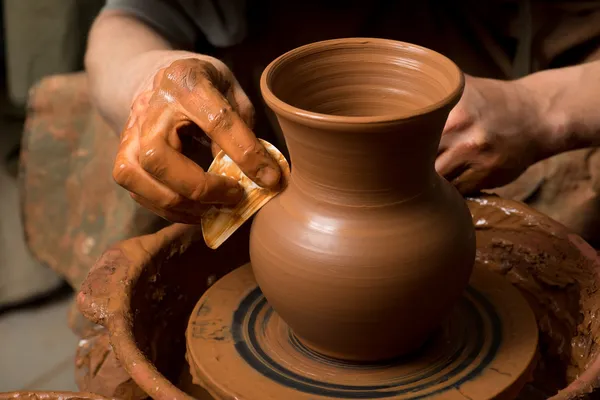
{"left": 105, "top": 0, "right": 600, "bottom": 145}
{"left": 111, "top": 0, "right": 600, "bottom": 73}
{"left": 196, "top": 0, "right": 600, "bottom": 147}
{"left": 105, "top": 0, "right": 600, "bottom": 77}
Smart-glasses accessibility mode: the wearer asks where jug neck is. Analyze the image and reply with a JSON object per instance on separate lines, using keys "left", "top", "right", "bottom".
{"left": 279, "top": 112, "right": 447, "bottom": 206}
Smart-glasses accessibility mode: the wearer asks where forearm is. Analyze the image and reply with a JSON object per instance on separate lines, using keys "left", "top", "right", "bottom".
{"left": 85, "top": 11, "right": 179, "bottom": 131}
{"left": 519, "top": 60, "right": 600, "bottom": 157}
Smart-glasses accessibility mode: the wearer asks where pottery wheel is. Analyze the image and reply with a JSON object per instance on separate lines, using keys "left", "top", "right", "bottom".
{"left": 186, "top": 264, "right": 538, "bottom": 399}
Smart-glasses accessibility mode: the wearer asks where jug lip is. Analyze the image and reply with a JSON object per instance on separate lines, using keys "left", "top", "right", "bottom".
{"left": 260, "top": 38, "right": 464, "bottom": 127}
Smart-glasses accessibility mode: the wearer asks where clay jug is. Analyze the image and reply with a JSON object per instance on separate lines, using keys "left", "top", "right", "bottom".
{"left": 250, "top": 38, "right": 475, "bottom": 361}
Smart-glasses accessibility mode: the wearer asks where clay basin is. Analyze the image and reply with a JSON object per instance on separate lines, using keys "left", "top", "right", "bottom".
{"left": 78, "top": 195, "right": 600, "bottom": 399}
{"left": 0, "top": 392, "right": 108, "bottom": 400}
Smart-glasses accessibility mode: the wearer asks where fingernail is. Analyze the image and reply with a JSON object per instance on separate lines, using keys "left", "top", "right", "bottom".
{"left": 256, "top": 166, "right": 280, "bottom": 188}
{"left": 227, "top": 187, "right": 242, "bottom": 198}
{"left": 221, "top": 187, "right": 243, "bottom": 204}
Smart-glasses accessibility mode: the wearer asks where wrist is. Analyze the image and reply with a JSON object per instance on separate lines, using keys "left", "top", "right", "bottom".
{"left": 516, "top": 64, "right": 600, "bottom": 159}
{"left": 128, "top": 50, "right": 197, "bottom": 99}
{"left": 128, "top": 50, "right": 226, "bottom": 101}
{"left": 516, "top": 72, "right": 576, "bottom": 161}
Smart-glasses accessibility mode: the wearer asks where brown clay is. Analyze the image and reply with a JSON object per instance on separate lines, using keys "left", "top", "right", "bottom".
{"left": 78, "top": 222, "right": 252, "bottom": 400}
{"left": 0, "top": 392, "right": 109, "bottom": 400}
{"left": 467, "top": 196, "right": 600, "bottom": 399}
{"left": 491, "top": 148, "right": 600, "bottom": 248}
{"left": 186, "top": 263, "right": 538, "bottom": 400}
{"left": 249, "top": 38, "right": 475, "bottom": 361}
{"left": 74, "top": 327, "right": 146, "bottom": 399}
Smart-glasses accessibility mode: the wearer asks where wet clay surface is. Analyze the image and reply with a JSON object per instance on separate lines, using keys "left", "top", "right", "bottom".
{"left": 78, "top": 222, "right": 252, "bottom": 400}
{"left": 468, "top": 196, "right": 600, "bottom": 399}
{"left": 250, "top": 38, "right": 475, "bottom": 361}
{"left": 186, "top": 263, "right": 537, "bottom": 400}
{"left": 0, "top": 393, "right": 109, "bottom": 400}
{"left": 77, "top": 194, "right": 600, "bottom": 399}
{"left": 74, "top": 327, "right": 146, "bottom": 399}
{"left": 492, "top": 148, "right": 600, "bottom": 249}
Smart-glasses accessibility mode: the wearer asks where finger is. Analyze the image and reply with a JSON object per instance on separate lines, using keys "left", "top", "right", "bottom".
{"left": 174, "top": 76, "right": 280, "bottom": 188}
{"left": 435, "top": 147, "right": 470, "bottom": 183}
{"left": 437, "top": 125, "right": 487, "bottom": 179}
{"left": 114, "top": 121, "right": 211, "bottom": 216}
{"left": 130, "top": 193, "right": 204, "bottom": 224}
{"left": 437, "top": 130, "right": 464, "bottom": 156}
{"left": 114, "top": 135, "right": 195, "bottom": 213}
{"left": 140, "top": 103, "right": 244, "bottom": 204}
{"left": 117, "top": 157, "right": 210, "bottom": 219}
{"left": 141, "top": 137, "right": 244, "bottom": 205}
{"left": 201, "top": 58, "right": 256, "bottom": 128}
{"left": 451, "top": 168, "right": 487, "bottom": 196}
{"left": 443, "top": 104, "right": 473, "bottom": 134}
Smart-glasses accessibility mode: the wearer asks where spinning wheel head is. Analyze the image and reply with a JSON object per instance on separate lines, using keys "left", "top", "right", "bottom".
{"left": 186, "top": 265, "right": 537, "bottom": 400}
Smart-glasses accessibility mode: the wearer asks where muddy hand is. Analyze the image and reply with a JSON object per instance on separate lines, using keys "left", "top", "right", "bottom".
{"left": 113, "top": 58, "right": 281, "bottom": 224}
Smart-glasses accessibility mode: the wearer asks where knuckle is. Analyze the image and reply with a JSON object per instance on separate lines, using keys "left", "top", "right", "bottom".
{"left": 157, "top": 192, "right": 182, "bottom": 211}
{"left": 474, "top": 128, "right": 494, "bottom": 149}
{"left": 188, "top": 178, "right": 209, "bottom": 202}
{"left": 138, "top": 144, "right": 167, "bottom": 179}
{"left": 463, "top": 131, "right": 490, "bottom": 153}
{"left": 112, "top": 160, "right": 135, "bottom": 187}
{"left": 165, "top": 59, "right": 212, "bottom": 91}
{"left": 238, "top": 143, "right": 257, "bottom": 165}
{"left": 475, "top": 137, "right": 493, "bottom": 152}
{"left": 487, "top": 154, "right": 505, "bottom": 170}
{"left": 462, "top": 139, "right": 480, "bottom": 153}
{"left": 238, "top": 141, "right": 267, "bottom": 170}
{"left": 152, "top": 67, "right": 167, "bottom": 88}
{"left": 133, "top": 91, "right": 153, "bottom": 111}
{"left": 205, "top": 104, "right": 234, "bottom": 133}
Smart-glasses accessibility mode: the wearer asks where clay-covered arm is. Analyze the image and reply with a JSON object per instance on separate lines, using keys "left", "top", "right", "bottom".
{"left": 519, "top": 60, "right": 600, "bottom": 158}
{"left": 85, "top": 8, "right": 281, "bottom": 224}
{"left": 85, "top": 10, "right": 193, "bottom": 131}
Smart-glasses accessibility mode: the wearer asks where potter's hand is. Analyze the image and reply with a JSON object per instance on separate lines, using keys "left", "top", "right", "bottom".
{"left": 435, "top": 75, "right": 551, "bottom": 195}
{"left": 113, "top": 57, "right": 281, "bottom": 223}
